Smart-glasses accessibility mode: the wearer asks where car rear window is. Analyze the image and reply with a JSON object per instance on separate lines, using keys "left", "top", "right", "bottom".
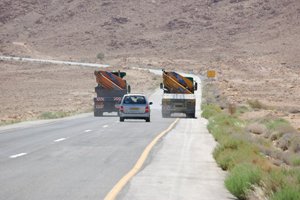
{"left": 123, "top": 96, "right": 146, "bottom": 104}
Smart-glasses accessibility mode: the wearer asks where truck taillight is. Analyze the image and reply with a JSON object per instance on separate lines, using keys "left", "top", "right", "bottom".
{"left": 120, "top": 106, "right": 124, "bottom": 112}
{"left": 145, "top": 106, "right": 149, "bottom": 113}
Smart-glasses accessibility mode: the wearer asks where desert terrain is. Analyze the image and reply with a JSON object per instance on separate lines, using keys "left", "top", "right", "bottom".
{"left": 0, "top": 0, "right": 299, "bottom": 129}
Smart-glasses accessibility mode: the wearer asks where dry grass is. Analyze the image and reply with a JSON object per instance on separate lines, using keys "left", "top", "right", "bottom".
{"left": 202, "top": 103, "right": 300, "bottom": 200}
{"left": 248, "top": 100, "right": 270, "bottom": 110}
{"left": 246, "top": 123, "right": 268, "bottom": 135}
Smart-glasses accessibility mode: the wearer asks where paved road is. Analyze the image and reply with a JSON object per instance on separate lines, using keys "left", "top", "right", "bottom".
{"left": 0, "top": 69, "right": 234, "bottom": 200}
{"left": 0, "top": 89, "right": 174, "bottom": 200}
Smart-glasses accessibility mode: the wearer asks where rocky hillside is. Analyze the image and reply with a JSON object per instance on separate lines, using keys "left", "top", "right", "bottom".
{"left": 0, "top": 0, "right": 299, "bottom": 65}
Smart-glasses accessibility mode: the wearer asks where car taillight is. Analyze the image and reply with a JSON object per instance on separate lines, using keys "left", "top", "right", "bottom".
{"left": 120, "top": 106, "right": 124, "bottom": 112}
{"left": 145, "top": 105, "right": 149, "bottom": 113}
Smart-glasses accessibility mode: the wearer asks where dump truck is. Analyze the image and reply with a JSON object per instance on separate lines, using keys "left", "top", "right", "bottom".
{"left": 94, "top": 70, "right": 130, "bottom": 116}
{"left": 160, "top": 70, "right": 197, "bottom": 118}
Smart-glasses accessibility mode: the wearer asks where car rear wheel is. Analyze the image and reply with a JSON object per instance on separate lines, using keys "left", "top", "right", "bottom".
{"left": 146, "top": 117, "right": 150, "bottom": 122}
{"left": 120, "top": 117, "right": 124, "bottom": 122}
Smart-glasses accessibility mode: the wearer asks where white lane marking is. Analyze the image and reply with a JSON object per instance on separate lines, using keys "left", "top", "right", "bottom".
{"left": 10, "top": 153, "right": 27, "bottom": 158}
{"left": 54, "top": 138, "right": 67, "bottom": 142}
{"left": 103, "top": 125, "right": 109, "bottom": 128}
{"left": 84, "top": 129, "right": 92, "bottom": 133}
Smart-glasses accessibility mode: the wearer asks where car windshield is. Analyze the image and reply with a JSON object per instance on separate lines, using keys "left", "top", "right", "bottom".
{"left": 123, "top": 96, "right": 146, "bottom": 104}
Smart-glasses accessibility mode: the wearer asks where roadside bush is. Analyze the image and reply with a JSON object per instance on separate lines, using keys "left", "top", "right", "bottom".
{"left": 236, "top": 105, "right": 250, "bottom": 115}
{"left": 225, "top": 163, "right": 262, "bottom": 200}
{"left": 271, "top": 186, "right": 300, "bottom": 200}
{"left": 202, "top": 102, "right": 300, "bottom": 200}
{"left": 276, "top": 133, "right": 293, "bottom": 151}
{"left": 246, "top": 122, "right": 268, "bottom": 135}
{"left": 290, "top": 155, "right": 300, "bottom": 167}
{"left": 265, "top": 119, "right": 289, "bottom": 131}
{"left": 264, "top": 169, "right": 286, "bottom": 193}
{"left": 213, "top": 137, "right": 242, "bottom": 170}
{"left": 291, "top": 136, "right": 300, "bottom": 153}
{"left": 247, "top": 99, "right": 268, "bottom": 110}
{"left": 201, "top": 104, "right": 222, "bottom": 119}
{"left": 270, "top": 131, "right": 284, "bottom": 141}
{"left": 39, "top": 111, "right": 69, "bottom": 119}
{"left": 207, "top": 113, "right": 245, "bottom": 142}
{"left": 96, "top": 52, "right": 105, "bottom": 60}
{"left": 214, "top": 138, "right": 264, "bottom": 171}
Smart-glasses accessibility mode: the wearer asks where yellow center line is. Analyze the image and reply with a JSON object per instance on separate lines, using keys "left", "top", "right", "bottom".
{"left": 104, "top": 118, "right": 180, "bottom": 200}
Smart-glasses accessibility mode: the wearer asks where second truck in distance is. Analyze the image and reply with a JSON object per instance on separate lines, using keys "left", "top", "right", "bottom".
{"left": 160, "top": 70, "right": 197, "bottom": 118}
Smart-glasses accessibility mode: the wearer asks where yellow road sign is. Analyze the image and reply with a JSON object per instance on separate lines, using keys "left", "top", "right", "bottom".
{"left": 207, "top": 70, "right": 216, "bottom": 78}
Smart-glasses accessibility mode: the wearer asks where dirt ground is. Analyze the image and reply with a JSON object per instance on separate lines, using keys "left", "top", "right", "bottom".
{"left": 0, "top": 60, "right": 160, "bottom": 125}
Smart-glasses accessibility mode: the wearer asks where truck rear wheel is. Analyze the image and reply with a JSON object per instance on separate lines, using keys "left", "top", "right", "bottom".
{"left": 187, "top": 113, "right": 195, "bottom": 118}
{"left": 162, "top": 112, "right": 170, "bottom": 118}
{"left": 94, "top": 109, "right": 103, "bottom": 117}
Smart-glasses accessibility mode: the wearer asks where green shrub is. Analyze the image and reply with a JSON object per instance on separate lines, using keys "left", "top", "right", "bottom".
{"left": 39, "top": 111, "right": 69, "bottom": 119}
{"left": 264, "top": 170, "right": 287, "bottom": 193}
{"left": 96, "top": 52, "right": 105, "bottom": 60}
{"left": 201, "top": 104, "right": 222, "bottom": 119}
{"left": 214, "top": 138, "right": 261, "bottom": 171}
{"left": 265, "top": 119, "right": 289, "bottom": 130}
{"left": 271, "top": 186, "right": 300, "bottom": 200}
{"left": 0, "top": 119, "right": 21, "bottom": 126}
{"left": 247, "top": 99, "right": 268, "bottom": 110}
{"left": 225, "top": 163, "right": 262, "bottom": 199}
{"left": 236, "top": 105, "right": 250, "bottom": 115}
{"left": 290, "top": 169, "right": 300, "bottom": 184}
{"left": 291, "top": 136, "right": 300, "bottom": 153}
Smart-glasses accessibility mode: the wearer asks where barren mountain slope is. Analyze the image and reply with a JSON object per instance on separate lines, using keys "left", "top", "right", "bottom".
{"left": 0, "top": 0, "right": 299, "bottom": 64}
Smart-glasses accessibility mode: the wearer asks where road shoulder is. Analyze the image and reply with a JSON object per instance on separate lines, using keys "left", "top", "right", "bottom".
{"left": 119, "top": 117, "right": 235, "bottom": 200}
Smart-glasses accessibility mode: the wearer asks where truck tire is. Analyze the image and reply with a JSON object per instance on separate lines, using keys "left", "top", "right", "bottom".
{"left": 162, "top": 112, "right": 170, "bottom": 118}
{"left": 94, "top": 109, "right": 103, "bottom": 117}
{"left": 187, "top": 113, "right": 195, "bottom": 118}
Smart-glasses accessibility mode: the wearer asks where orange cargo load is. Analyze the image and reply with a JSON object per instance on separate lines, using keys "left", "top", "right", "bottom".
{"left": 94, "top": 70, "right": 127, "bottom": 90}
{"left": 163, "top": 71, "right": 193, "bottom": 94}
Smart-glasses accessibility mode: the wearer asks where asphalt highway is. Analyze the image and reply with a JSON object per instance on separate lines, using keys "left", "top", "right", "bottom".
{"left": 0, "top": 90, "right": 174, "bottom": 200}
{"left": 0, "top": 72, "right": 234, "bottom": 200}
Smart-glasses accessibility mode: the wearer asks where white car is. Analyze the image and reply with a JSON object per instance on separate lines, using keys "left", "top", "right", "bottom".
{"left": 118, "top": 94, "right": 152, "bottom": 122}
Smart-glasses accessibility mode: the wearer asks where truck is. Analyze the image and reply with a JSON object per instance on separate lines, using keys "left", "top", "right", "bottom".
{"left": 160, "top": 70, "right": 197, "bottom": 118}
{"left": 94, "top": 70, "right": 130, "bottom": 116}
